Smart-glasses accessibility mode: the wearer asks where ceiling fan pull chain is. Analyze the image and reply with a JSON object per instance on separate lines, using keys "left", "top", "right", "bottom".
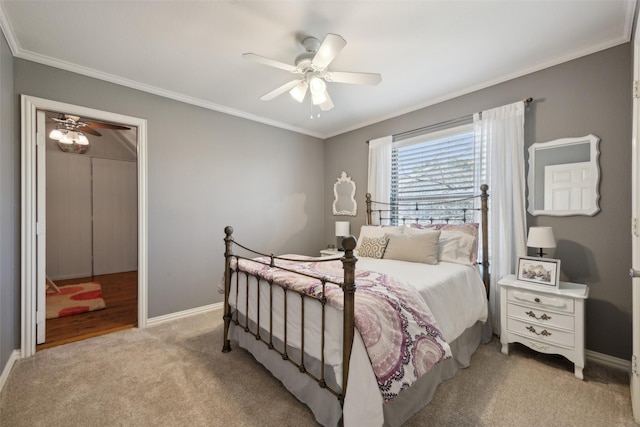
{"left": 309, "top": 99, "right": 320, "bottom": 119}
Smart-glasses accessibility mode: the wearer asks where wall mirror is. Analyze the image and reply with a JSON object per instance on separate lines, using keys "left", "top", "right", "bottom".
{"left": 527, "top": 134, "right": 600, "bottom": 216}
{"left": 333, "top": 171, "right": 357, "bottom": 216}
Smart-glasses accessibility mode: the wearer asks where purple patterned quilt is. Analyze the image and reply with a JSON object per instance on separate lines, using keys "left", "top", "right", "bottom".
{"left": 231, "top": 256, "right": 451, "bottom": 402}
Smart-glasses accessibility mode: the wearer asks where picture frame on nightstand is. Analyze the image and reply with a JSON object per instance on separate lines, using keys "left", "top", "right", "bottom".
{"left": 516, "top": 256, "right": 561, "bottom": 288}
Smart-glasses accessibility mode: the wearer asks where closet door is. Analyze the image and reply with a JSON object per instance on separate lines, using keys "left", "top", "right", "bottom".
{"left": 46, "top": 152, "right": 93, "bottom": 280}
{"left": 92, "top": 158, "right": 138, "bottom": 275}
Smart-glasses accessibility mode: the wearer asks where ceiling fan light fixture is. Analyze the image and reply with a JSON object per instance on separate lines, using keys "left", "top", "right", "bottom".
{"left": 59, "top": 132, "right": 74, "bottom": 145}
{"left": 76, "top": 133, "right": 89, "bottom": 145}
{"left": 310, "top": 76, "right": 328, "bottom": 105}
{"left": 49, "top": 129, "right": 64, "bottom": 140}
{"left": 289, "top": 81, "right": 308, "bottom": 103}
{"left": 309, "top": 76, "right": 326, "bottom": 95}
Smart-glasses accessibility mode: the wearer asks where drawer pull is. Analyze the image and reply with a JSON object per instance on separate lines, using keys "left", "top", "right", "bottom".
{"left": 534, "top": 297, "right": 541, "bottom": 303}
{"left": 525, "top": 311, "right": 551, "bottom": 321}
{"left": 526, "top": 326, "right": 552, "bottom": 337}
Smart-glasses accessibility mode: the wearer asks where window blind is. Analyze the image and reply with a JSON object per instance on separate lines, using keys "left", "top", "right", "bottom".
{"left": 391, "top": 123, "right": 476, "bottom": 223}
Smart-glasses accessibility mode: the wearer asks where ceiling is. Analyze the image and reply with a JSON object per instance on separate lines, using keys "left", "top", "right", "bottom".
{"left": 0, "top": 1, "right": 636, "bottom": 139}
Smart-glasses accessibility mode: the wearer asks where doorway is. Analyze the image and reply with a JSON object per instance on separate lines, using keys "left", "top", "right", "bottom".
{"left": 37, "top": 110, "right": 139, "bottom": 350}
{"left": 21, "top": 95, "right": 148, "bottom": 358}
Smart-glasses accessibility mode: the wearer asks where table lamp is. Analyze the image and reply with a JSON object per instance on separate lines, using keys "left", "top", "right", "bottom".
{"left": 527, "top": 226, "right": 556, "bottom": 257}
{"left": 335, "top": 221, "right": 350, "bottom": 251}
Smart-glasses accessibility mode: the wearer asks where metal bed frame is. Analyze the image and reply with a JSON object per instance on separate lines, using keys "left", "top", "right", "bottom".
{"left": 221, "top": 184, "right": 489, "bottom": 411}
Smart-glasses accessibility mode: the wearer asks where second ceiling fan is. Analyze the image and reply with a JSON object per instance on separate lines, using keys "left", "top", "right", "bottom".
{"left": 244, "top": 33, "right": 382, "bottom": 111}
{"left": 49, "top": 114, "right": 131, "bottom": 153}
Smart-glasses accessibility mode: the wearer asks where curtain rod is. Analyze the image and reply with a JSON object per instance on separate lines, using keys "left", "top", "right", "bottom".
{"left": 366, "top": 97, "right": 533, "bottom": 143}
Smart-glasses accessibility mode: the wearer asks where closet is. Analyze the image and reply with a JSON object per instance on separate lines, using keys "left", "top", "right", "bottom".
{"left": 46, "top": 140, "right": 137, "bottom": 280}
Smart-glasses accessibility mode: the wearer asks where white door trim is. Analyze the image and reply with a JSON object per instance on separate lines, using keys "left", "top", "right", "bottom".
{"left": 20, "top": 95, "right": 148, "bottom": 358}
{"left": 631, "top": 16, "right": 640, "bottom": 422}
{"left": 35, "top": 110, "right": 46, "bottom": 344}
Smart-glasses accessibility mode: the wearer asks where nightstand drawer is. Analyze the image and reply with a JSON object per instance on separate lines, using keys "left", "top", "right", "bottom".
{"left": 508, "top": 288, "right": 574, "bottom": 314}
{"left": 507, "top": 317, "right": 574, "bottom": 348}
{"left": 507, "top": 303, "right": 574, "bottom": 331}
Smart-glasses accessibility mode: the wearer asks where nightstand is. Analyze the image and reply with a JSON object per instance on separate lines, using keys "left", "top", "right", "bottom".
{"left": 499, "top": 274, "right": 589, "bottom": 379}
{"left": 319, "top": 249, "right": 342, "bottom": 257}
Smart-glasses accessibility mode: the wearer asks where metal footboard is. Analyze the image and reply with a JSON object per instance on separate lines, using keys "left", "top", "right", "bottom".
{"left": 222, "top": 226, "right": 357, "bottom": 405}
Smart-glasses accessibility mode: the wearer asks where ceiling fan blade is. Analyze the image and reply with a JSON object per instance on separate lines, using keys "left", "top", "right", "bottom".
{"left": 243, "top": 53, "right": 298, "bottom": 73}
{"left": 312, "top": 34, "right": 346, "bottom": 69}
{"left": 319, "top": 90, "right": 334, "bottom": 111}
{"left": 77, "top": 126, "right": 102, "bottom": 137}
{"left": 86, "top": 121, "right": 131, "bottom": 130}
{"left": 325, "top": 71, "right": 382, "bottom": 86}
{"left": 260, "top": 79, "right": 303, "bottom": 101}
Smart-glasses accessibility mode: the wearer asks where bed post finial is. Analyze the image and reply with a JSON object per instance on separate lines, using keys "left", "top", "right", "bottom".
{"left": 222, "top": 226, "right": 234, "bottom": 353}
{"left": 480, "top": 185, "right": 489, "bottom": 295}
{"left": 366, "top": 193, "right": 372, "bottom": 225}
{"left": 340, "top": 235, "right": 357, "bottom": 405}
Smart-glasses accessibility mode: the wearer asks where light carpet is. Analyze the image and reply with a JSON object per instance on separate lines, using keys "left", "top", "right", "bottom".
{"left": 46, "top": 282, "right": 106, "bottom": 319}
{"left": 0, "top": 311, "right": 634, "bottom": 426}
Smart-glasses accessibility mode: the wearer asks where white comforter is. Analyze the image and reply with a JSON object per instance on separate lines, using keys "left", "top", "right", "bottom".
{"left": 224, "top": 256, "right": 488, "bottom": 426}
{"left": 356, "top": 258, "right": 488, "bottom": 342}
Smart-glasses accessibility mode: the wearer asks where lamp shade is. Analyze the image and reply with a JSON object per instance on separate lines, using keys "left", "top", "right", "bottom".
{"left": 76, "top": 133, "right": 89, "bottom": 145}
{"left": 335, "top": 221, "right": 350, "bottom": 237}
{"left": 527, "top": 226, "right": 556, "bottom": 249}
{"left": 49, "top": 129, "right": 64, "bottom": 140}
{"left": 309, "top": 76, "right": 326, "bottom": 95}
{"left": 289, "top": 81, "right": 308, "bottom": 103}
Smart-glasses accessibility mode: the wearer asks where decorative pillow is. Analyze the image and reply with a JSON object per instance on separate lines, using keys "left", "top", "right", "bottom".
{"left": 357, "top": 236, "right": 389, "bottom": 259}
{"left": 382, "top": 230, "right": 441, "bottom": 264}
{"left": 410, "top": 223, "right": 479, "bottom": 263}
{"left": 355, "top": 225, "right": 404, "bottom": 252}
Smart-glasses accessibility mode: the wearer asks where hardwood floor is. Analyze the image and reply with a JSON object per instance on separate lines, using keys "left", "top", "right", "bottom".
{"left": 37, "top": 271, "right": 138, "bottom": 351}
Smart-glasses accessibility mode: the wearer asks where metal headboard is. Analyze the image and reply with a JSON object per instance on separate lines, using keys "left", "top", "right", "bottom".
{"left": 365, "top": 184, "right": 490, "bottom": 294}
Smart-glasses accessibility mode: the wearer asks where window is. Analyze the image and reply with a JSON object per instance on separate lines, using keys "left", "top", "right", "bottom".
{"left": 390, "top": 123, "right": 482, "bottom": 224}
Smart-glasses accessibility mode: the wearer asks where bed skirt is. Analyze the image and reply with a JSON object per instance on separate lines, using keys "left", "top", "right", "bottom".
{"left": 229, "top": 319, "right": 490, "bottom": 426}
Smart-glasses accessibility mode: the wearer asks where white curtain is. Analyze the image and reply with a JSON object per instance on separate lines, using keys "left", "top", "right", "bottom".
{"left": 367, "top": 136, "right": 393, "bottom": 223}
{"left": 474, "top": 101, "right": 527, "bottom": 334}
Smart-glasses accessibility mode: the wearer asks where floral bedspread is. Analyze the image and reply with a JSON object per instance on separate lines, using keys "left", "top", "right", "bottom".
{"left": 228, "top": 256, "right": 452, "bottom": 402}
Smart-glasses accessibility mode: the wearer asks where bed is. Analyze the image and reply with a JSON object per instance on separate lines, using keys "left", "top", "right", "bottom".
{"left": 220, "top": 185, "right": 490, "bottom": 426}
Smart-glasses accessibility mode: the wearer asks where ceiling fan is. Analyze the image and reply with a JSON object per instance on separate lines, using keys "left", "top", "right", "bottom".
{"left": 243, "top": 33, "right": 382, "bottom": 112}
{"left": 48, "top": 114, "right": 131, "bottom": 153}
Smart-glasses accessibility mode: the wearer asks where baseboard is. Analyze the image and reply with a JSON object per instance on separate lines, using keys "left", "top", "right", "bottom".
{"left": 147, "top": 309, "right": 629, "bottom": 374}
{"left": 0, "top": 350, "right": 21, "bottom": 393}
{"left": 586, "top": 349, "right": 631, "bottom": 372}
{"left": 147, "top": 302, "right": 223, "bottom": 327}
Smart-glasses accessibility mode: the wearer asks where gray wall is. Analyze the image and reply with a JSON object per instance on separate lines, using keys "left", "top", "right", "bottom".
{"left": 324, "top": 43, "right": 633, "bottom": 359}
{"left": 0, "top": 31, "right": 18, "bottom": 371}
{"left": 14, "top": 59, "right": 326, "bottom": 319}
{"left": 1, "top": 39, "right": 632, "bottom": 367}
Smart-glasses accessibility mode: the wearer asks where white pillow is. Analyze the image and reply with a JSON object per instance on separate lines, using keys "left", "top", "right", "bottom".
{"left": 438, "top": 230, "right": 475, "bottom": 265}
{"left": 355, "top": 225, "right": 404, "bottom": 251}
{"left": 404, "top": 227, "right": 474, "bottom": 265}
{"left": 382, "top": 230, "right": 441, "bottom": 264}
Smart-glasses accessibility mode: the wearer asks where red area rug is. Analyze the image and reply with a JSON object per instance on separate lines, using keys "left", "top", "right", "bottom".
{"left": 46, "top": 282, "right": 106, "bottom": 319}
